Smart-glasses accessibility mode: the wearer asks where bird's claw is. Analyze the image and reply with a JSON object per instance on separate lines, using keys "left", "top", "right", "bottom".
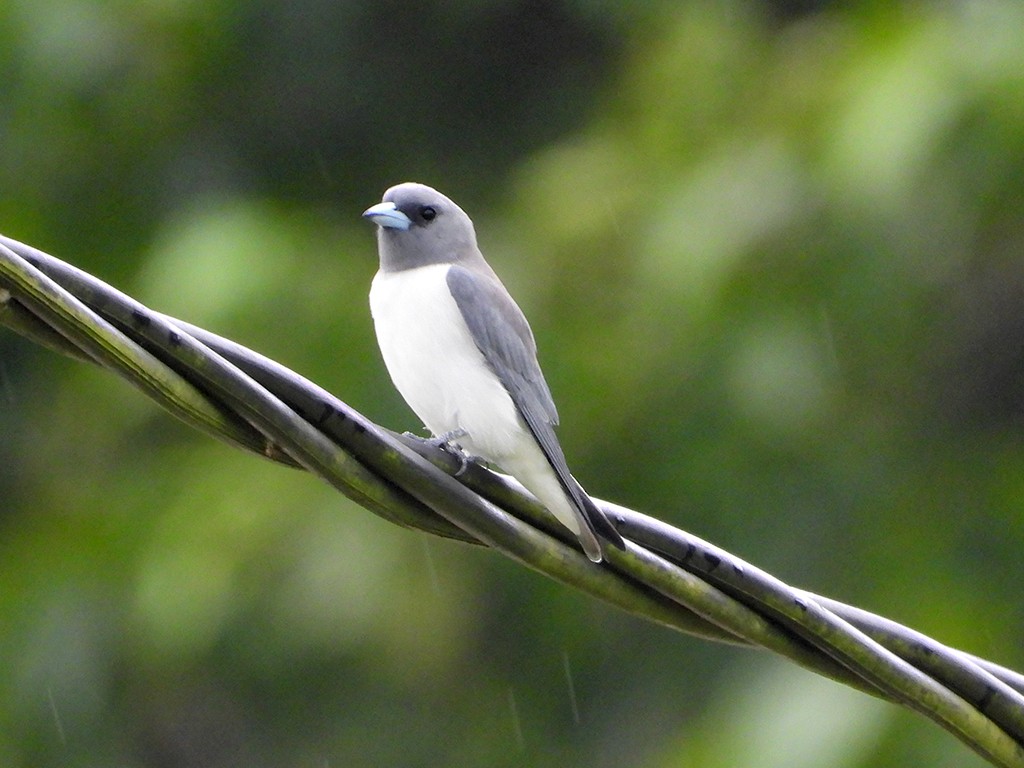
{"left": 432, "top": 428, "right": 468, "bottom": 447}
{"left": 410, "top": 429, "right": 477, "bottom": 476}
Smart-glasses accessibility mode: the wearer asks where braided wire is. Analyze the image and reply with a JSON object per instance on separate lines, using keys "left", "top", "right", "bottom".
{"left": 2, "top": 235, "right": 1023, "bottom": 767}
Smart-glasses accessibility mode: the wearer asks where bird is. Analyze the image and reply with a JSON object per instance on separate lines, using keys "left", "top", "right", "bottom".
{"left": 363, "top": 182, "right": 624, "bottom": 562}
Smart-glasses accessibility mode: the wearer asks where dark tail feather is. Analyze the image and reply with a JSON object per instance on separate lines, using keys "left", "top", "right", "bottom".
{"left": 571, "top": 477, "right": 626, "bottom": 552}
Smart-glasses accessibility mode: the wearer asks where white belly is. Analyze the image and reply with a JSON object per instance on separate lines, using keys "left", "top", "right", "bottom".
{"left": 369, "top": 264, "right": 525, "bottom": 461}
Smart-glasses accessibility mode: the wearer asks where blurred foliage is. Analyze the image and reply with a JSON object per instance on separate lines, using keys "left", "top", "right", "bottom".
{"left": 2, "top": 0, "right": 1024, "bottom": 766}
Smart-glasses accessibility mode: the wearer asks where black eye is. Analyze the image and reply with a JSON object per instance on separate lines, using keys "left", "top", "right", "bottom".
{"left": 419, "top": 205, "right": 437, "bottom": 221}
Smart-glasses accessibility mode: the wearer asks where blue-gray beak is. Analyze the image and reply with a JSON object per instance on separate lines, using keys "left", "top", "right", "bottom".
{"left": 362, "top": 201, "right": 412, "bottom": 231}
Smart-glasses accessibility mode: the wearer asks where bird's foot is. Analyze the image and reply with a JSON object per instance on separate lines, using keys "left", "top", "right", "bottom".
{"left": 406, "top": 429, "right": 478, "bottom": 476}
{"left": 432, "top": 428, "right": 468, "bottom": 447}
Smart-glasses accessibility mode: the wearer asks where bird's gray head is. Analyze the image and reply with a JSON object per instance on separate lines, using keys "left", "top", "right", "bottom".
{"left": 362, "top": 182, "right": 480, "bottom": 273}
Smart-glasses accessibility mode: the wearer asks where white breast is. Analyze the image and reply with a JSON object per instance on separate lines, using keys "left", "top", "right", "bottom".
{"left": 369, "top": 264, "right": 524, "bottom": 461}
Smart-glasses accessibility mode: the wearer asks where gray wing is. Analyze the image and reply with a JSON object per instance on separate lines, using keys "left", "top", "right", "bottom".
{"left": 446, "top": 264, "right": 561, "bottom": 452}
{"left": 446, "top": 266, "right": 623, "bottom": 552}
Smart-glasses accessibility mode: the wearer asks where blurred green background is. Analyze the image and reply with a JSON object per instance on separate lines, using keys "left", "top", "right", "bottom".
{"left": 2, "top": 0, "right": 1024, "bottom": 765}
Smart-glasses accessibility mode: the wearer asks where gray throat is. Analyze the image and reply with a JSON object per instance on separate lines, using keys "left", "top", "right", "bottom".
{"left": 376, "top": 228, "right": 492, "bottom": 277}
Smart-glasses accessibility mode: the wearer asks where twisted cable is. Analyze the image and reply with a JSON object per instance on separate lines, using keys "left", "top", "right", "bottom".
{"left": 2, "top": 235, "right": 1022, "bottom": 766}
